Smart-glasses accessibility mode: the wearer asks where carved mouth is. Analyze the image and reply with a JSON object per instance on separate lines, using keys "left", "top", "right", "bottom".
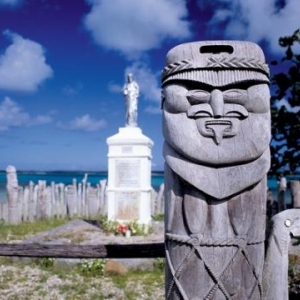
{"left": 205, "top": 120, "right": 232, "bottom": 132}
{"left": 196, "top": 118, "right": 240, "bottom": 145}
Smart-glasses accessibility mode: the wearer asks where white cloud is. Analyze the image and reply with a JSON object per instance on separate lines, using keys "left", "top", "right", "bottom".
{"left": 0, "top": 30, "right": 53, "bottom": 92}
{"left": 30, "top": 115, "right": 53, "bottom": 125}
{"left": 207, "top": 0, "right": 300, "bottom": 53}
{"left": 0, "top": 0, "right": 23, "bottom": 6}
{"left": 64, "top": 114, "right": 107, "bottom": 132}
{"left": 0, "top": 97, "right": 53, "bottom": 131}
{"left": 84, "top": 0, "right": 191, "bottom": 57}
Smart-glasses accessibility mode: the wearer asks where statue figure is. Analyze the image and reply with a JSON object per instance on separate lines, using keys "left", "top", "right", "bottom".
{"left": 263, "top": 209, "right": 300, "bottom": 300}
{"left": 123, "top": 73, "right": 139, "bottom": 127}
{"left": 162, "top": 41, "right": 271, "bottom": 299}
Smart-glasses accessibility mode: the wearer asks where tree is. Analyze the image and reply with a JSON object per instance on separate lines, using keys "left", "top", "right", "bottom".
{"left": 270, "top": 29, "right": 300, "bottom": 175}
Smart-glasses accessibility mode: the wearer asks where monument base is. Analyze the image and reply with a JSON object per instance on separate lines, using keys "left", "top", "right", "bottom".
{"left": 106, "top": 127, "right": 154, "bottom": 225}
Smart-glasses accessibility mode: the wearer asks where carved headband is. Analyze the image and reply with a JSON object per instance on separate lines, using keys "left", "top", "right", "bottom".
{"left": 162, "top": 41, "right": 270, "bottom": 86}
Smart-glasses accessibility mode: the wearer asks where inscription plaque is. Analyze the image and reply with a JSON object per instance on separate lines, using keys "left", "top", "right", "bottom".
{"left": 115, "top": 191, "right": 140, "bottom": 220}
{"left": 115, "top": 159, "right": 141, "bottom": 187}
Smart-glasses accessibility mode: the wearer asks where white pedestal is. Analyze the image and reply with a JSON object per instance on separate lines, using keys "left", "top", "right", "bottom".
{"left": 106, "top": 127, "right": 154, "bottom": 225}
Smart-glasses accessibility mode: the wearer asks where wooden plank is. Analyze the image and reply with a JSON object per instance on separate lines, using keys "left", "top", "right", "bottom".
{"left": 0, "top": 243, "right": 165, "bottom": 258}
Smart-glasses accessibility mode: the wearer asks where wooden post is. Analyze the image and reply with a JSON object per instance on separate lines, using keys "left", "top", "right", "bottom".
{"left": 72, "top": 178, "right": 78, "bottom": 216}
{"left": 6, "top": 165, "right": 20, "bottom": 225}
{"left": 18, "top": 186, "right": 24, "bottom": 222}
{"left": 46, "top": 186, "right": 52, "bottom": 219}
{"left": 0, "top": 202, "right": 8, "bottom": 223}
{"left": 99, "top": 179, "right": 107, "bottom": 215}
{"left": 290, "top": 180, "right": 300, "bottom": 208}
{"left": 33, "top": 184, "right": 38, "bottom": 221}
{"left": 162, "top": 41, "right": 271, "bottom": 299}
{"left": 277, "top": 175, "right": 287, "bottom": 212}
{"left": 59, "top": 183, "right": 66, "bottom": 218}
{"left": 37, "top": 180, "right": 47, "bottom": 220}
{"left": 87, "top": 184, "right": 98, "bottom": 218}
{"left": 151, "top": 188, "right": 157, "bottom": 215}
{"left": 66, "top": 185, "right": 76, "bottom": 218}
{"left": 82, "top": 177, "right": 88, "bottom": 217}
{"left": 50, "top": 181, "right": 55, "bottom": 218}
{"left": 28, "top": 181, "right": 35, "bottom": 221}
{"left": 77, "top": 183, "right": 83, "bottom": 217}
{"left": 23, "top": 186, "right": 29, "bottom": 222}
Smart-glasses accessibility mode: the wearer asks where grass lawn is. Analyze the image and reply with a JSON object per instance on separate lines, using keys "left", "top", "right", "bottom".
{"left": 0, "top": 218, "right": 165, "bottom": 299}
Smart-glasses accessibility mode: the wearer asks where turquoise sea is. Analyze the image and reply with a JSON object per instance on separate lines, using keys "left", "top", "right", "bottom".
{"left": 0, "top": 170, "right": 296, "bottom": 204}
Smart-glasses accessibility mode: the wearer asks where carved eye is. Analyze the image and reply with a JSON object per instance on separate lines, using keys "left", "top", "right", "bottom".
{"left": 223, "top": 89, "right": 247, "bottom": 104}
{"left": 187, "top": 90, "right": 210, "bottom": 104}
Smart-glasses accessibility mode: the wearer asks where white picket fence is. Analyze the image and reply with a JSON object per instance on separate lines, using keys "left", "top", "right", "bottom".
{"left": 1, "top": 167, "right": 165, "bottom": 225}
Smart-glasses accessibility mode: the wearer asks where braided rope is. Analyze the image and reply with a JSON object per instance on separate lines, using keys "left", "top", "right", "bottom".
{"left": 166, "top": 233, "right": 264, "bottom": 247}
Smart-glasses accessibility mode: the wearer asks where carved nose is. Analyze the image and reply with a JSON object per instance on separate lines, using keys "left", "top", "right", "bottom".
{"left": 210, "top": 90, "right": 224, "bottom": 118}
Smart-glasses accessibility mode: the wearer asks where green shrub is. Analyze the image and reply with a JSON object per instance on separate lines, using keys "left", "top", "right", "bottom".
{"left": 35, "top": 257, "right": 55, "bottom": 268}
{"left": 152, "top": 214, "right": 164, "bottom": 221}
{"left": 154, "top": 258, "right": 165, "bottom": 271}
{"left": 289, "top": 255, "right": 300, "bottom": 297}
{"left": 77, "top": 259, "right": 106, "bottom": 277}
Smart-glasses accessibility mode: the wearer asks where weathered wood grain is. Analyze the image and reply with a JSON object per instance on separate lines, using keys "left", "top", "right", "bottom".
{"left": 0, "top": 243, "right": 165, "bottom": 258}
{"left": 162, "top": 41, "right": 271, "bottom": 299}
{"left": 291, "top": 180, "right": 300, "bottom": 208}
{"left": 264, "top": 209, "right": 300, "bottom": 300}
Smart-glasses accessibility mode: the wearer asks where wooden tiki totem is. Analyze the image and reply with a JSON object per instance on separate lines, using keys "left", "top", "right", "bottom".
{"left": 162, "top": 41, "right": 271, "bottom": 300}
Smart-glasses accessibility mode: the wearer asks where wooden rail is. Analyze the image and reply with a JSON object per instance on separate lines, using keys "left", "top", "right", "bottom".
{"left": 0, "top": 243, "right": 165, "bottom": 258}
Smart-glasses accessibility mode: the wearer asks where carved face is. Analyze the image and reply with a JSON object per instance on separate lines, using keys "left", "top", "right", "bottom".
{"left": 163, "top": 81, "right": 271, "bottom": 166}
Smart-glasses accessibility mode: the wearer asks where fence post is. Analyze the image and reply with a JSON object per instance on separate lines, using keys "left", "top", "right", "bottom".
{"left": 0, "top": 202, "right": 8, "bottom": 224}
{"left": 23, "top": 186, "right": 29, "bottom": 222}
{"left": 99, "top": 179, "right": 107, "bottom": 215}
{"left": 6, "top": 165, "right": 20, "bottom": 225}
{"left": 37, "top": 180, "right": 47, "bottom": 220}
{"left": 82, "top": 176, "right": 88, "bottom": 217}
{"left": 291, "top": 180, "right": 300, "bottom": 208}
{"left": 277, "top": 175, "right": 287, "bottom": 211}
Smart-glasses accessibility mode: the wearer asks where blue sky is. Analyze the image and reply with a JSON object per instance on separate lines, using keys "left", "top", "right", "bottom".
{"left": 0, "top": 0, "right": 299, "bottom": 171}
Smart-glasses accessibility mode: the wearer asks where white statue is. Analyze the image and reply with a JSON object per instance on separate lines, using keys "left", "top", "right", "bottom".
{"left": 123, "top": 73, "right": 139, "bottom": 127}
